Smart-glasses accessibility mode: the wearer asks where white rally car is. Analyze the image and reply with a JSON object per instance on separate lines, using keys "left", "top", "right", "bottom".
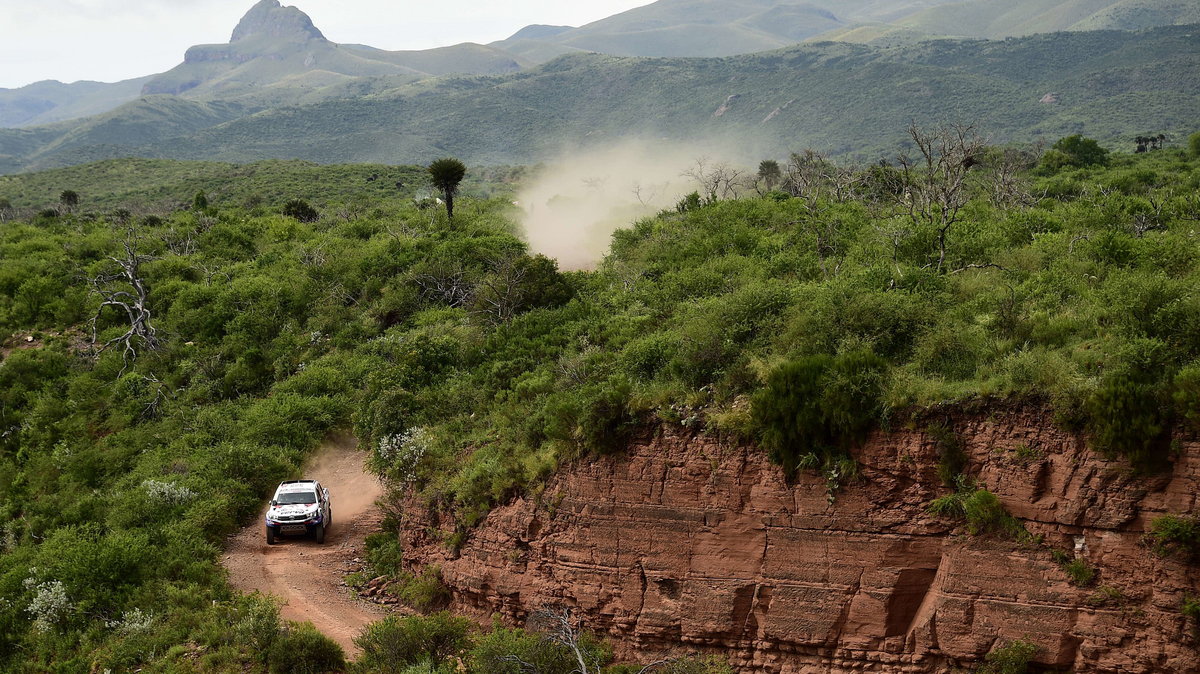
{"left": 265, "top": 479, "right": 331, "bottom": 545}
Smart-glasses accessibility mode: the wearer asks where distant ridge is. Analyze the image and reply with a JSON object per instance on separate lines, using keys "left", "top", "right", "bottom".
{"left": 3, "top": 24, "right": 1196, "bottom": 174}
{"left": 5, "top": 0, "right": 1197, "bottom": 130}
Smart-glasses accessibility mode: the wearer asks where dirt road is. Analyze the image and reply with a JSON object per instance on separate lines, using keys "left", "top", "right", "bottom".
{"left": 222, "top": 433, "right": 389, "bottom": 656}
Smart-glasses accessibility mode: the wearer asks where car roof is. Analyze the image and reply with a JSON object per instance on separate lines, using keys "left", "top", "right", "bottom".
{"left": 276, "top": 481, "right": 319, "bottom": 494}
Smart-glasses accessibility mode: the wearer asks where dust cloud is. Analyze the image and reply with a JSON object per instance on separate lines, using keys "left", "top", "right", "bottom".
{"left": 516, "top": 141, "right": 733, "bottom": 270}
{"left": 303, "top": 432, "right": 383, "bottom": 519}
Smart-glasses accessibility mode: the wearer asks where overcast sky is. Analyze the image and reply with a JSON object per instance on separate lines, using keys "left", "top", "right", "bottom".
{"left": 0, "top": 0, "right": 654, "bottom": 89}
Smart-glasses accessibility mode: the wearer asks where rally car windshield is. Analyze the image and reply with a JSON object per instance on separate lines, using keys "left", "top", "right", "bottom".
{"left": 275, "top": 491, "right": 317, "bottom": 505}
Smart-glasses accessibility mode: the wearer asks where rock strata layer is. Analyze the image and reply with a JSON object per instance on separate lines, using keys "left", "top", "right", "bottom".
{"left": 402, "top": 409, "right": 1199, "bottom": 672}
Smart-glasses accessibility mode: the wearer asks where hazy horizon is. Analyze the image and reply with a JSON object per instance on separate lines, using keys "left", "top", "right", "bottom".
{"left": 0, "top": 0, "right": 654, "bottom": 89}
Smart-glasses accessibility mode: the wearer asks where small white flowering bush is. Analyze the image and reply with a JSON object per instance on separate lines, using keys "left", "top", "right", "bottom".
{"left": 375, "top": 427, "right": 432, "bottom": 484}
{"left": 106, "top": 607, "right": 154, "bottom": 634}
{"left": 25, "top": 579, "right": 71, "bottom": 633}
{"left": 142, "top": 479, "right": 198, "bottom": 506}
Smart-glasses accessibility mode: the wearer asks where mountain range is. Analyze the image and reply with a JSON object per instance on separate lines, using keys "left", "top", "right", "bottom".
{"left": 0, "top": 0, "right": 1197, "bottom": 173}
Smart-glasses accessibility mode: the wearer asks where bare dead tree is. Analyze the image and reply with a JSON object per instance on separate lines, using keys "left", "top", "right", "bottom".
{"left": 471, "top": 256, "right": 529, "bottom": 323}
{"left": 632, "top": 180, "right": 668, "bottom": 207}
{"left": 1177, "top": 191, "right": 1200, "bottom": 222}
{"left": 684, "top": 157, "right": 748, "bottom": 202}
{"left": 193, "top": 261, "right": 232, "bottom": 287}
{"left": 160, "top": 225, "right": 198, "bottom": 256}
{"left": 89, "top": 235, "right": 161, "bottom": 371}
{"left": 875, "top": 220, "right": 914, "bottom": 263}
{"left": 895, "top": 122, "right": 985, "bottom": 273}
{"left": 138, "top": 373, "right": 175, "bottom": 418}
{"left": 527, "top": 606, "right": 603, "bottom": 674}
{"left": 783, "top": 149, "right": 859, "bottom": 206}
{"left": 1131, "top": 193, "right": 1168, "bottom": 238}
{"left": 414, "top": 262, "right": 472, "bottom": 308}
{"left": 812, "top": 220, "right": 844, "bottom": 278}
{"left": 979, "top": 145, "right": 1041, "bottom": 208}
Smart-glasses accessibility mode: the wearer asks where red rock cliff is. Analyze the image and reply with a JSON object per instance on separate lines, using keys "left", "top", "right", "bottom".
{"left": 401, "top": 408, "right": 1200, "bottom": 672}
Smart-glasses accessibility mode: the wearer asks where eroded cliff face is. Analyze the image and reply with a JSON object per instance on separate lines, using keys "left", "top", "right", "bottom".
{"left": 401, "top": 409, "right": 1200, "bottom": 672}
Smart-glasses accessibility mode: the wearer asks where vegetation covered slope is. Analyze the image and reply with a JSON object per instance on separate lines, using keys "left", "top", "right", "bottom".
{"left": 2, "top": 24, "right": 1196, "bottom": 174}
{"left": 0, "top": 158, "right": 451, "bottom": 212}
{"left": 498, "top": 0, "right": 1197, "bottom": 61}
{"left": 0, "top": 78, "right": 150, "bottom": 129}
{"left": 896, "top": 0, "right": 1200, "bottom": 38}
{"left": 1, "top": 132, "right": 1199, "bottom": 669}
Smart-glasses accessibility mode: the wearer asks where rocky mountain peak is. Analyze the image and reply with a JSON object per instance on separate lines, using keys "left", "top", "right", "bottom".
{"left": 230, "top": 0, "right": 325, "bottom": 43}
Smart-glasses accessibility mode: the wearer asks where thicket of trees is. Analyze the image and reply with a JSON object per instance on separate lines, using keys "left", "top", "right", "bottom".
{"left": 0, "top": 132, "right": 1198, "bottom": 670}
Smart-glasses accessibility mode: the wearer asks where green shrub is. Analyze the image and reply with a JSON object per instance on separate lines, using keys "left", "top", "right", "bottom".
{"left": 928, "top": 487, "right": 1027, "bottom": 540}
{"left": 283, "top": 199, "right": 320, "bottom": 222}
{"left": 1147, "top": 514, "right": 1200, "bottom": 559}
{"left": 1173, "top": 362, "right": 1200, "bottom": 425}
{"left": 1182, "top": 595, "right": 1200, "bottom": 621}
{"left": 468, "top": 624, "right": 588, "bottom": 674}
{"left": 1050, "top": 135, "right": 1109, "bottom": 168}
{"left": 913, "top": 323, "right": 985, "bottom": 380}
{"left": 269, "top": 622, "right": 345, "bottom": 674}
{"left": 364, "top": 532, "right": 404, "bottom": 578}
{"left": 979, "top": 638, "right": 1039, "bottom": 674}
{"left": 929, "top": 422, "right": 967, "bottom": 487}
{"left": 353, "top": 612, "right": 472, "bottom": 674}
{"left": 395, "top": 565, "right": 450, "bottom": 611}
{"left": 751, "top": 348, "right": 886, "bottom": 475}
{"left": 964, "top": 489, "right": 1015, "bottom": 536}
{"left": 1086, "top": 369, "right": 1171, "bottom": 472}
{"left": 1061, "top": 558, "right": 1096, "bottom": 587}
{"left": 231, "top": 593, "right": 283, "bottom": 665}
{"left": 543, "top": 376, "right": 637, "bottom": 455}
{"left": 927, "top": 490, "right": 968, "bottom": 519}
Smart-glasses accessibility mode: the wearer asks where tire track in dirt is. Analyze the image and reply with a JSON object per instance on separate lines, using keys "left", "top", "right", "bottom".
{"left": 222, "top": 433, "right": 389, "bottom": 656}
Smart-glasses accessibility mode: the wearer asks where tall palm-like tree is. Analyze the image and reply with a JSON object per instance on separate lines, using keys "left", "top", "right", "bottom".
{"left": 427, "top": 157, "right": 467, "bottom": 221}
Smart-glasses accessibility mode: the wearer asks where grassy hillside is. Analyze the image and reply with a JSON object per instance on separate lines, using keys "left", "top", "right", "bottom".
{"left": 824, "top": 0, "right": 1200, "bottom": 41}
{"left": 1, "top": 136, "right": 1198, "bottom": 670}
{"left": 546, "top": 0, "right": 845, "bottom": 57}
{"left": 0, "top": 78, "right": 150, "bottom": 129}
{"left": 0, "top": 157, "right": 521, "bottom": 212}
{"left": 3, "top": 24, "right": 1195, "bottom": 173}
{"left": 499, "top": 0, "right": 970, "bottom": 61}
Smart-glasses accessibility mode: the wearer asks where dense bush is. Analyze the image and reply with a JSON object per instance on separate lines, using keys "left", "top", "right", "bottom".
{"left": 468, "top": 622, "right": 607, "bottom": 674}
{"left": 1044, "top": 134, "right": 1110, "bottom": 169}
{"left": 269, "top": 622, "right": 346, "bottom": 674}
{"left": 283, "top": 198, "right": 320, "bottom": 222}
{"left": 979, "top": 638, "right": 1039, "bottom": 674}
{"left": 928, "top": 486, "right": 1028, "bottom": 540}
{"left": 1147, "top": 514, "right": 1200, "bottom": 560}
{"left": 751, "top": 349, "right": 886, "bottom": 475}
{"left": 1086, "top": 368, "right": 1172, "bottom": 472}
{"left": 353, "top": 612, "right": 472, "bottom": 673}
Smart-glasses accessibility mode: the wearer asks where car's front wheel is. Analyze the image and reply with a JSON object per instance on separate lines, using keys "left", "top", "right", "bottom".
{"left": 313, "top": 523, "right": 325, "bottom": 544}
{"left": 266, "top": 527, "right": 276, "bottom": 545}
